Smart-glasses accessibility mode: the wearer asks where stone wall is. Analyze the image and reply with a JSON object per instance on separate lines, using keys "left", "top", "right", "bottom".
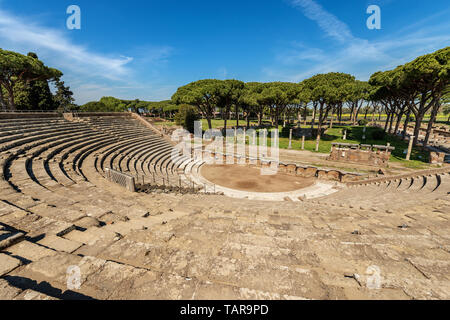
{"left": 198, "top": 150, "right": 362, "bottom": 183}
{"left": 0, "top": 112, "right": 61, "bottom": 119}
{"left": 429, "top": 151, "right": 446, "bottom": 164}
{"left": 64, "top": 112, "right": 132, "bottom": 118}
{"left": 346, "top": 166, "right": 450, "bottom": 186}
{"left": 327, "top": 143, "right": 394, "bottom": 167}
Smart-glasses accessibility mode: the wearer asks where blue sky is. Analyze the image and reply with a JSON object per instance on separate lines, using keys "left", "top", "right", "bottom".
{"left": 0, "top": 0, "right": 449, "bottom": 104}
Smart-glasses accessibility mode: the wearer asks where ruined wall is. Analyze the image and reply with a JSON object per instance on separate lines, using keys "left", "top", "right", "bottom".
{"left": 0, "top": 113, "right": 61, "bottom": 119}
{"left": 429, "top": 152, "right": 446, "bottom": 164}
{"left": 199, "top": 150, "right": 362, "bottom": 183}
{"left": 327, "top": 144, "right": 393, "bottom": 167}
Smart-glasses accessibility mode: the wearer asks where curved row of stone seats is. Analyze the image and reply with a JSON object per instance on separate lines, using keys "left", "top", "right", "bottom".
{"left": 78, "top": 115, "right": 206, "bottom": 188}
{"left": 3, "top": 190, "right": 448, "bottom": 300}
{"left": 0, "top": 120, "right": 74, "bottom": 139}
{"left": 100, "top": 138, "right": 158, "bottom": 173}
{"left": 50, "top": 192, "right": 447, "bottom": 300}
{"left": 0, "top": 119, "right": 167, "bottom": 229}
{"left": 72, "top": 116, "right": 189, "bottom": 185}
{"left": 316, "top": 171, "right": 450, "bottom": 211}
{"left": 1, "top": 117, "right": 449, "bottom": 299}
{"left": 0, "top": 119, "right": 448, "bottom": 299}
{"left": 0, "top": 120, "right": 166, "bottom": 231}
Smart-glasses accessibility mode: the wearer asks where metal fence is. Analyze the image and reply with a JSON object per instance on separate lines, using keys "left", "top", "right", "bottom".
{"left": 105, "top": 168, "right": 136, "bottom": 192}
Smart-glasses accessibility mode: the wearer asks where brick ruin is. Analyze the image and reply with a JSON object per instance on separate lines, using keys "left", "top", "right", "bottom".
{"left": 327, "top": 143, "right": 395, "bottom": 167}
{"left": 197, "top": 149, "right": 362, "bottom": 183}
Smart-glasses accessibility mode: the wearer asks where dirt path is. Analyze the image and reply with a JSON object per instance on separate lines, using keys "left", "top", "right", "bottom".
{"left": 201, "top": 164, "right": 315, "bottom": 193}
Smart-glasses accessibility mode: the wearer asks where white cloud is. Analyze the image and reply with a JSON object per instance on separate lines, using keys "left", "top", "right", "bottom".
{"left": 0, "top": 8, "right": 176, "bottom": 104}
{"left": 290, "top": 0, "right": 355, "bottom": 43}
{"left": 0, "top": 9, "right": 133, "bottom": 80}
{"left": 264, "top": 0, "right": 450, "bottom": 82}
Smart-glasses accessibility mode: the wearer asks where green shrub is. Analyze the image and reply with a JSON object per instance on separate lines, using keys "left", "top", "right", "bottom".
{"left": 358, "top": 119, "right": 369, "bottom": 126}
{"left": 174, "top": 104, "right": 200, "bottom": 133}
{"left": 371, "top": 129, "right": 386, "bottom": 140}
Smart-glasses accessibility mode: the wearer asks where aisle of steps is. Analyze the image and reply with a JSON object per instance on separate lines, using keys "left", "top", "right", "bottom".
{"left": 317, "top": 172, "right": 450, "bottom": 211}
{"left": 1, "top": 116, "right": 449, "bottom": 300}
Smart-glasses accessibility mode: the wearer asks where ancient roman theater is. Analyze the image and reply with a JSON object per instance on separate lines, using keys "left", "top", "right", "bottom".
{"left": 0, "top": 112, "right": 449, "bottom": 300}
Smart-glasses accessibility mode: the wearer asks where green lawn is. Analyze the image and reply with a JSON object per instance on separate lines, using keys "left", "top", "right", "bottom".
{"left": 254, "top": 125, "right": 430, "bottom": 167}
{"left": 152, "top": 119, "right": 435, "bottom": 167}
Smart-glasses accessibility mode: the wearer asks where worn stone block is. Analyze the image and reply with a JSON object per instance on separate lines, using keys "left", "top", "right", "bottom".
{"left": 0, "top": 253, "right": 22, "bottom": 277}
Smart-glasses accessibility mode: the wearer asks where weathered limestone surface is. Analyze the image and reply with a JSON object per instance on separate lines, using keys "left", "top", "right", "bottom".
{"left": 0, "top": 253, "right": 21, "bottom": 277}
{"left": 0, "top": 116, "right": 448, "bottom": 300}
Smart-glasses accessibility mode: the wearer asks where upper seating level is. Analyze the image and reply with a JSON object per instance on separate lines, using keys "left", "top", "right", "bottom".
{"left": 0, "top": 115, "right": 449, "bottom": 300}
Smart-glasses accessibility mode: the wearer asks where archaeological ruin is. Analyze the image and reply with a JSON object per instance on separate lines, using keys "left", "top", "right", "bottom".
{"left": 0, "top": 112, "right": 448, "bottom": 301}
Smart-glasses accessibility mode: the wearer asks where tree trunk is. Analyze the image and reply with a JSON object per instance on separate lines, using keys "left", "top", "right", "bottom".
{"left": 423, "top": 103, "right": 439, "bottom": 147}
{"left": 311, "top": 105, "right": 317, "bottom": 130}
{"left": 402, "top": 111, "right": 410, "bottom": 140}
{"left": 236, "top": 104, "right": 239, "bottom": 128}
{"left": 315, "top": 104, "right": 325, "bottom": 152}
{"left": 384, "top": 112, "right": 390, "bottom": 132}
{"left": 258, "top": 108, "right": 263, "bottom": 126}
{"left": 224, "top": 109, "right": 228, "bottom": 130}
{"left": 371, "top": 106, "right": 376, "bottom": 125}
{"left": 350, "top": 103, "right": 355, "bottom": 123}
{"left": 0, "top": 85, "right": 7, "bottom": 111}
{"left": 5, "top": 85, "right": 16, "bottom": 111}
{"left": 413, "top": 115, "right": 423, "bottom": 146}
{"left": 329, "top": 107, "right": 334, "bottom": 129}
{"left": 388, "top": 112, "right": 395, "bottom": 134}
{"left": 303, "top": 106, "right": 308, "bottom": 126}
{"left": 207, "top": 117, "right": 213, "bottom": 130}
{"left": 394, "top": 112, "right": 403, "bottom": 135}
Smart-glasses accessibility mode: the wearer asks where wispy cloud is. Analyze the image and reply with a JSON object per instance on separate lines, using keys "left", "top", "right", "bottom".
{"left": 265, "top": 0, "right": 450, "bottom": 82}
{"left": 0, "top": 9, "right": 133, "bottom": 80}
{"left": 0, "top": 8, "right": 175, "bottom": 104}
{"left": 290, "top": 0, "right": 355, "bottom": 43}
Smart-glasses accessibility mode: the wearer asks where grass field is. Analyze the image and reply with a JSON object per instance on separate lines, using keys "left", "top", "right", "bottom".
{"left": 152, "top": 119, "right": 436, "bottom": 168}
{"left": 255, "top": 126, "right": 430, "bottom": 167}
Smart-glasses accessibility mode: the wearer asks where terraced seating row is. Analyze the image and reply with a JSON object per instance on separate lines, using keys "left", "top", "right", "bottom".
{"left": 1, "top": 115, "right": 449, "bottom": 300}
{"left": 317, "top": 172, "right": 450, "bottom": 211}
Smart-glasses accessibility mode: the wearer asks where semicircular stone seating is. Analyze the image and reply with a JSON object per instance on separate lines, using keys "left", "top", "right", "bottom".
{"left": 0, "top": 114, "right": 449, "bottom": 300}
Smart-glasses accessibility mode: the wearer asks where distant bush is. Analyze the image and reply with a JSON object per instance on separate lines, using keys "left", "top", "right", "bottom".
{"left": 371, "top": 129, "right": 386, "bottom": 140}
{"left": 358, "top": 119, "right": 369, "bottom": 126}
{"left": 80, "top": 101, "right": 108, "bottom": 112}
{"left": 174, "top": 104, "right": 200, "bottom": 133}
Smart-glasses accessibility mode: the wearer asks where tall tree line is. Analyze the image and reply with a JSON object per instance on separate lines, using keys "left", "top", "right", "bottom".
{"left": 0, "top": 49, "right": 75, "bottom": 112}
{"left": 171, "top": 46, "right": 449, "bottom": 148}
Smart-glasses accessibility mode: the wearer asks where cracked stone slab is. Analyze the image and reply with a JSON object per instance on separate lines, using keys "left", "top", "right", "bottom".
{"left": 0, "top": 253, "right": 22, "bottom": 277}
{"left": 0, "top": 279, "right": 22, "bottom": 300}
{"left": 37, "top": 235, "right": 83, "bottom": 253}
{"left": 5, "top": 241, "right": 57, "bottom": 262}
{"left": 14, "top": 289, "right": 59, "bottom": 300}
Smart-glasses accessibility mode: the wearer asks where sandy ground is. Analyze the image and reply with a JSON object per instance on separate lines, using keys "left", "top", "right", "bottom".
{"left": 200, "top": 164, "right": 315, "bottom": 192}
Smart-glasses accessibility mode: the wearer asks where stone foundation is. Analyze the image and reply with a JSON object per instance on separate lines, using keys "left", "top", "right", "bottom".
{"left": 196, "top": 149, "right": 362, "bottom": 183}
{"left": 429, "top": 151, "right": 446, "bottom": 164}
{"left": 327, "top": 143, "right": 394, "bottom": 167}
